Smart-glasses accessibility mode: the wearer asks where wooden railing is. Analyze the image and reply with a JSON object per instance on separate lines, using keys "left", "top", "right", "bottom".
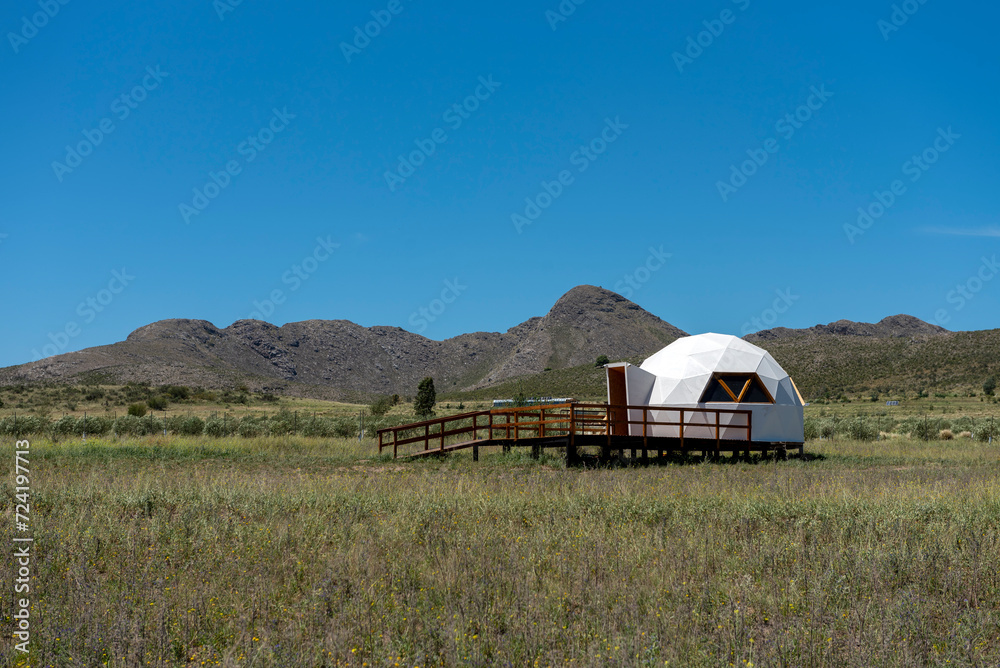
{"left": 377, "top": 403, "right": 753, "bottom": 458}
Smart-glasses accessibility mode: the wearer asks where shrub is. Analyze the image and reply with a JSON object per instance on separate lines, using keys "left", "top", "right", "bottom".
{"left": 164, "top": 385, "right": 191, "bottom": 401}
{"left": 939, "top": 429, "right": 954, "bottom": 440}
{"left": 369, "top": 396, "right": 393, "bottom": 417}
{"left": 204, "top": 416, "right": 234, "bottom": 438}
{"left": 51, "top": 415, "right": 78, "bottom": 437}
{"left": 958, "top": 431, "right": 972, "bottom": 439}
{"left": 113, "top": 415, "right": 143, "bottom": 436}
{"left": 984, "top": 376, "right": 996, "bottom": 397}
{"left": 16, "top": 415, "right": 48, "bottom": 435}
{"left": 803, "top": 417, "right": 819, "bottom": 440}
{"left": 128, "top": 403, "right": 148, "bottom": 418}
{"left": 77, "top": 415, "right": 112, "bottom": 436}
{"left": 909, "top": 419, "right": 939, "bottom": 441}
{"left": 123, "top": 383, "right": 150, "bottom": 402}
{"left": 595, "top": 355, "right": 610, "bottom": 367}
{"left": 268, "top": 410, "right": 297, "bottom": 436}
{"left": 177, "top": 416, "right": 205, "bottom": 436}
{"left": 147, "top": 396, "right": 168, "bottom": 411}
{"left": 237, "top": 416, "right": 266, "bottom": 437}
{"left": 975, "top": 420, "right": 998, "bottom": 443}
{"left": 192, "top": 388, "right": 217, "bottom": 401}
{"left": 220, "top": 390, "right": 249, "bottom": 405}
{"left": 140, "top": 416, "right": 165, "bottom": 436}
{"left": 333, "top": 417, "right": 358, "bottom": 439}
{"left": 846, "top": 416, "right": 877, "bottom": 441}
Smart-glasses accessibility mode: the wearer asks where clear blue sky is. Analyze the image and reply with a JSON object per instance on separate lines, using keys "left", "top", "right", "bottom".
{"left": 2, "top": 0, "right": 998, "bottom": 367}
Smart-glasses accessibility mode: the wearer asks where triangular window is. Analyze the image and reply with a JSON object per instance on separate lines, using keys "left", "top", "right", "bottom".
{"left": 699, "top": 373, "right": 773, "bottom": 404}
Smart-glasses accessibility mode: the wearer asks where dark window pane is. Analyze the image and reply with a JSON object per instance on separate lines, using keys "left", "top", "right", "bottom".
{"left": 700, "top": 377, "right": 736, "bottom": 402}
{"left": 741, "top": 379, "right": 772, "bottom": 403}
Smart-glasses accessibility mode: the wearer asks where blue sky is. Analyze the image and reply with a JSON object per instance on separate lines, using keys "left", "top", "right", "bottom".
{"left": 2, "top": 0, "right": 998, "bottom": 368}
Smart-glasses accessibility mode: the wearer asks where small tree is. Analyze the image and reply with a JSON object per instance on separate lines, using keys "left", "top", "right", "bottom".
{"left": 369, "top": 395, "right": 393, "bottom": 417}
{"left": 127, "top": 402, "right": 148, "bottom": 417}
{"left": 414, "top": 377, "right": 436, "bottom": 417}
{"left": 984, "top": 376, "right": 996, "bottom": 397}
{"left": 595, "top": 355, "right": 610, "bottom": 367}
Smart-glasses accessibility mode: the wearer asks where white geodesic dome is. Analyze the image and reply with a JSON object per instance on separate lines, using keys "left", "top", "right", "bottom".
{"left": 639, "top": 333, "right": 801, "bottom": 408}
{"left": 608, "top": 333, "right": 804, "bottom": 443}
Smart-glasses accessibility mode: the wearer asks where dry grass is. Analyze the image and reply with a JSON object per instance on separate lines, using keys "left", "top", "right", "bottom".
{"left": 2, "top": 436, "right": 999, "bottom": 667}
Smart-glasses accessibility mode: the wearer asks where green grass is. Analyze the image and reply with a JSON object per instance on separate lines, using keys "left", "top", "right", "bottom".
{"left": 2, "top": 435, "right": 999, "bottom": 667}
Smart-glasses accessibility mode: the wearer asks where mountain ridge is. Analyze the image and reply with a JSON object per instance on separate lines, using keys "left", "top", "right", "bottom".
{"left": 0, "top": 286, "right": 687, "bottom": 397}
{"left": 3, "top": 286, "right": 991, "bottom": 400}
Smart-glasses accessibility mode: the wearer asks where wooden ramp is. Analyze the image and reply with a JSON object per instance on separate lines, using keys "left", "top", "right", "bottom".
{"left": 404, "top": 438, "right": 489, "bottom": 459}
{"left": 378, "top": 403, "right": 804, "bottom": 465}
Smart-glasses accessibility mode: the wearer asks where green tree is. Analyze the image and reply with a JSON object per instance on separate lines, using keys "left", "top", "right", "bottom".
{"left": 369, "top": 395, "right": 393, "bottom": 417}
{"left": 984, "top": 376, "right": 996, "bottom": 397}
{"left": 414, "top": 377, "right": 436, "bottom": 417}
{"left": 127, "top": 402, "right": 148, "bottom": 417}
{"left": 595, "top": 355, "right": 610, "bottom": 367}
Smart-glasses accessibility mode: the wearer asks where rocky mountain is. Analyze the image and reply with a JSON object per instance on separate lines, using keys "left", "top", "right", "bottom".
{"left": 4, "top": 287, "right": 993, "bottom": 401}
{"left": 744, "top": 315, "right": 948, "bottom": 342}
{"left": 0, "top": 286, "right": 687, "bottom": 398}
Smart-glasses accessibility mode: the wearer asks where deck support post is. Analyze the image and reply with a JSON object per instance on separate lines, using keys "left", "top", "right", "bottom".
{"left": 531, "top": 442, "right": 540, "bottom": 460}
{"left": 473, "top": 443, "right": 479, "bottom": 462}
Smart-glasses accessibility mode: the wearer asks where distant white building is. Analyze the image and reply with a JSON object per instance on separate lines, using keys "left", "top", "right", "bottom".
{"left": 604, "top": 333, "right": 805, "bottom": 443}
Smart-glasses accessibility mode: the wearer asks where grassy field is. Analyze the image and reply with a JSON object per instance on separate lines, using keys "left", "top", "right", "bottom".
{"left": 2, "top": 434, "right": 999, "bottom": 667}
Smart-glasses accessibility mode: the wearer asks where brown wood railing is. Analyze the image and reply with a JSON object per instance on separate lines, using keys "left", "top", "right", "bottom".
{"left": 377, "top": 403, "right": 753, "bottom": 458}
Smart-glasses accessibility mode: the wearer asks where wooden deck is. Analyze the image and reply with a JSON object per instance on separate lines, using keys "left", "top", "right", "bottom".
{"left": 377, "top": 403, "right": 804, "bottom": 464}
